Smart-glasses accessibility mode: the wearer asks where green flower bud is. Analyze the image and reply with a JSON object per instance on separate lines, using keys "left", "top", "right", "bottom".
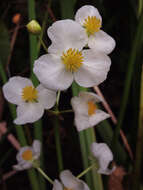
{"left": 26, "top": 20, "right": 41, "bottom": 35}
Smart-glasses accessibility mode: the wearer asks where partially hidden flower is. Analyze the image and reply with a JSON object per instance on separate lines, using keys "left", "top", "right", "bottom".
{"left": 2, "top": 76, "right": 56, "bottom": 125}
{"left": 91, "top": 142, "right": 116, "bottom": 175}
{"left": 75, "top": 5, "right": 116, "bottom": 54}
{"left": 53, "top": 170, "right": 90, "bottom": 190}
{"left": 34, "top": 19, "right": 111, "bottom": 91}
{"left": 13, "top": 140, "right": 41, "bottom": 170}
{"left": 71, "top": 91, "right": 110, "bottom": 131}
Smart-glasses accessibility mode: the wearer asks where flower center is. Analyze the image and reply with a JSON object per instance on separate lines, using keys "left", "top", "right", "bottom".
{"left": 22, "top": 86, "right": 38, "bottom": 102}
{"left": 64, "top": 187, "right": 72, "bottom": 190}
{"left": 61, "top": 48, "right": 83, "bottom": 72}
{"left": 22, "top": 149, "right": 33, "bottom": 161}
{"left": 83, "top": 16, "right": 101, "bottom": 36}
{"left": 88, "top": 101, "right": 96, "bottom": 116}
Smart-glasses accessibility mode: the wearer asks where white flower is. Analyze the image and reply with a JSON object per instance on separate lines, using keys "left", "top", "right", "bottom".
{"left": 48, "top": 19, "right": 88, "bottom": 55}
{"left": 91, "top": 142, "right": 116, "bottom": 175}
{"left": 34, "top": 19, "right": 111, "bottom": 91}
{"left": 13, "top": 140, "right": 41, "bottom": 170}
{"left": 2, "top": 76, "right": 56, "bottom": 125}
{"left": 71, "top": 92, "right": 110, "bottom": 131}
{"left": 53, "top": 170, "right": 90, "bottom": 190}
{"left": 75, "top": 5, "right": 116, "bottom": 54}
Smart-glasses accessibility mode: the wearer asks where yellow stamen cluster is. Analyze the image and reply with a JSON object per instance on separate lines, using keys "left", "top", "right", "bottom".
{"left": 88, "top": 101, "right": 96, "bottom": 116}
{"left": 22, "top": 86, "right": 38, "bottom": 102}
{"left": 22, "top": 149, "right": 33, "bottom": 161}
{"left": 61, "top": 48, "right": 83, "bottom": 72}
{"left": 83, "top": 16, "right": 101, "bottom": 36}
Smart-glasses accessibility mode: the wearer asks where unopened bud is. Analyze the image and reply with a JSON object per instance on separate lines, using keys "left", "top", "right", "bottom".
{"left": 12, "top": 13, "right": 21, "bottom": 24}
{"left": 26, "top": 20, "right": 41, "bottom": 35}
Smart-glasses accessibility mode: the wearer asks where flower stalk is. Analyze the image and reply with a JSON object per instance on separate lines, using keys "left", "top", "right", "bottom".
{"left": 36, "top": 167, "right": 54, "bottom": 184}
{"left": 77, "top": 163, "right": 97, "bottom": 179}
{"left": 38, "top": 36, "right": 48, "bottom": 52}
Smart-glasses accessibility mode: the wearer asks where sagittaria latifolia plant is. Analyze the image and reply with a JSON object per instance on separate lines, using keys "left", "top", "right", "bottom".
{"left": 2, "top": 4, "right": 118, "bottom": 190}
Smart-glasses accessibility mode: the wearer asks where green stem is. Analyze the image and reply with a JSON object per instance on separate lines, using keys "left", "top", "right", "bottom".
{"left": 38, "top": 36, "right": 48, "bottom": 52}
{"left": 138, "top": 0, "right": 143, "bottom": 18}
{"left": 28, "top": 0, "right": 38, "bottom": 84}
{"left": 77, "top": 163, "right": 97, "bottom": 179}
{"left": 28, "top": 169, "right": 40, "bottom": 190}
{"left": 72, "top": 82, "right": 91, "bottom": 184}
{"left": 54, "top": 117, "right": 64, "bottom": 172}
{"left": 59, "top": 110, "right": 73, "bottom": 114}
{"left": 37, "top": 11, "right": 49, "bottom": 54}
{"left": 79, "top": 131, "right": 92, "bottom": 185}
{"left": 60, "top": 0, "right": 76, "bottom": 19}
{"left": 52, "top": 90, "right": 64, "bottom": 172}
{"left": 48, "top": 109, "right": 73, "bottom": 115}
{"left": 87, "top": 128, "right": 103, "bottom": 189}
{"left": 28, "top": 0, "right": 46, "bottom": 189}
{"left": 37, "top": 167, "right": 54, "bottom": 184}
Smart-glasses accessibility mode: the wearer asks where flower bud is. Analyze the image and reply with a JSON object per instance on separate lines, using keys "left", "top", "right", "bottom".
{"left": 26, "top": 20, "right": 41, "bottom": 35}
{"left": 12, "top": 13, "right": 21, "bottom": 24}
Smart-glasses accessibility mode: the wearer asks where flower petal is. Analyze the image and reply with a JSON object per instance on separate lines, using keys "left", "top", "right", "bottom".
{"left": 81, "top": 181, "right": 90, "bottom": 190}
{"left": 60, "top": 170, "right": 84, "bottom": 190}
{"left": 71, "top": 96, "right": 88, "bottom": 116}
{"left": 91, "top": 142, "right": 113, "bottom": 159}
{"left": 74, "top": 50, "right": 111, "bottom": 87}
{"left": 32, "top": 140, "right": 41, "bottom": 159}
{"left": 97, "top": 166, "right": 116, "bottom": 175}
{"left": 74, "top": 110, "right": 109, "bottom": 132}
{"left": 71, "top": 96, "right": 91, "bottom": 131}
{"left": 53, "top": 180, "right": 63, "bottom": 190}
{"left": 89, "top": 109, "right": 110, "bottom": 126}
{"left": 14, "top": 102, "right": 44, "bottom": 125}
{"left": 91, "top": 142, "right": 115, "bottom": 175}
{"left": 48, "top": 19, "right": 87, "bottom": 55}
{"left": 88, "top": 30, "right": 116, "bottom": 54}
{"left": 13, "top": 164, "right": 24, "bottom": 170}
{"left": 74, "top": 114, "right": 90, "bottom": 132}
{"left": 34, "top": 54, "right": 74, "bottom": 91}
{"left": 79, "top": 91, "right": 103, "bottom": 103}
{"left": 37, "top": 84, "right": 56, "bottom": 109}
{"left": 2, "top": 77, "right": 33, "bottom": 105}
{"left": 13, "top": 162, "right": 32, "bottom": 171}
{"left": 75, "top": 5, "right": 102, "bottom": 26}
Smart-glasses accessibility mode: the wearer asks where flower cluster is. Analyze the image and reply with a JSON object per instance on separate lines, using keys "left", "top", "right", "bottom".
{"left": 14, "top": 140, "right": 115, "bottom": 188}
{"left": 34, "top": 5, "right": 115, "bottom": 91}
{"left": 3, "top": 4, "right": 116, "bottom": 187}
{"left": 3, "top": 5, "right": 115, "bottom": 127}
